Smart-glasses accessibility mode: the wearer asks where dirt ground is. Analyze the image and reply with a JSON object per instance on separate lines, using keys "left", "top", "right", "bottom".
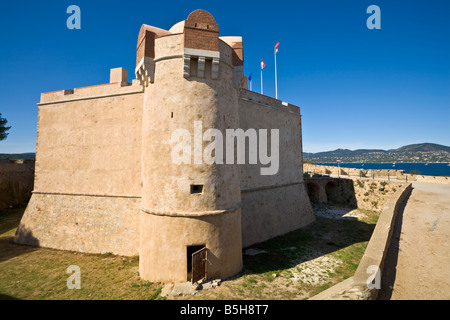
{"left": 379, "top": 181, "right": 450, "bottom": 300}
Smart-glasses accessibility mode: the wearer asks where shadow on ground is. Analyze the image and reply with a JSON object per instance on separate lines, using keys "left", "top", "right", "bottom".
{"left": 241, "top": 205, "right": 375, "bottom": 276}
{"left": 0, "top": 205, "right": 39, "bottom": 264}
{"left": 0, "top": 293, "right": 20, "bottom": 300}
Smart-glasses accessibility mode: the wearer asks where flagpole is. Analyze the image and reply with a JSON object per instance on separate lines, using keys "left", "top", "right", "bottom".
{"left": 274, "top": 42, "right": 280, "bottom": 99}
{"left": 275, "top": 49, "right": 278, "bottom": 99}
{"left": 261, "top": 69, "right": 263, "bottom": 95}
{"left": 250, "top": 78, "right": 252, "bottom": 91}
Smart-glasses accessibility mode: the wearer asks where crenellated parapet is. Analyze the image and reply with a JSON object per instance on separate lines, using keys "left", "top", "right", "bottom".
{"left": 134, "top": 10, "right": 245, "bottom": 87}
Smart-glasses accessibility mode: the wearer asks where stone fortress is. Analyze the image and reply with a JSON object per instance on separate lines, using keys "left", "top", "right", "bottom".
{"left": 14, "top": 10, "right": 315, "bottom": 282}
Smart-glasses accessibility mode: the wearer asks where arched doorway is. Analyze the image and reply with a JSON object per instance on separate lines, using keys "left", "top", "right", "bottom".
{"left": 306, "top": 182, "right": 321, "bottom": 203}
{"left": 325, "top": 180, "right": 338, "bottom": 203}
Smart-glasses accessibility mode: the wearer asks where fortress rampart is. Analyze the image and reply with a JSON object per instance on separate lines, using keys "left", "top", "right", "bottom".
{"left": 304, "top": 163, "right": 450, "bottom": 184}
{"left": 14, "top": 10, "right": 314, "bottom": 283}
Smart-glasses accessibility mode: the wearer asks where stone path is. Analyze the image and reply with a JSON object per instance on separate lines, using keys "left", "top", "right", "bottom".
{"left": 379, "top": 181, "right": 450, "bottom": 300}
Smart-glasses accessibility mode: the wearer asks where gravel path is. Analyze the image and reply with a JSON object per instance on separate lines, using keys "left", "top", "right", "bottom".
{"left": 379, "top": 181, "right": 450, "bottom": 300}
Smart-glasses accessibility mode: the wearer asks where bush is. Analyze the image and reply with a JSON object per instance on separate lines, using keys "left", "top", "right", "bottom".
{"left": 356, "top": 180, "right": 364, "bottom": 188}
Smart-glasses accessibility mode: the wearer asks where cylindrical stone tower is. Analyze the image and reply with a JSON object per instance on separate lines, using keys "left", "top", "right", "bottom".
{"left": 137, "top": 10, "right": 243, "bottom": 282}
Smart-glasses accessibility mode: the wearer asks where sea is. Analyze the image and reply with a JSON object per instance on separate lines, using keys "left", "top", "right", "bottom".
{"left": 317, "top": 162, "right": 450, "bottom": 177}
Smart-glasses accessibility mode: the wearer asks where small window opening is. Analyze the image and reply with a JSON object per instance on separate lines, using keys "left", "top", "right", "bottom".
{"left": 171, "top": 112, "right": 173, "bottom": 118}
{"left": 190, "top": 184, "right": 203, "bottom": 194}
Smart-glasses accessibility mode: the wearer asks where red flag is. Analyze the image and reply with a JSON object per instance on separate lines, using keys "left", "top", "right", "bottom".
{"left": 261, "top": 59, "right": 266, "bottom": 70}
{"left": 275, "top": 42, "right": 280, "bottom": 55}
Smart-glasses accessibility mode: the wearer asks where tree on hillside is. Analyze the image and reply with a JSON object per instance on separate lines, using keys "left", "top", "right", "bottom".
{"left": 0, "top": 113, "right": 11, "bottom": 141}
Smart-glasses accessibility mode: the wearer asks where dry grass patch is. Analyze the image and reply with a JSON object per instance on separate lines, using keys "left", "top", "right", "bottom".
{"left": 177, "top": 205, "right": 379, "bottom": 300}
{"left": 0, "top": 205, "right": 163, "bottom": 300}
{"left": 1, "top": 204, "right": 379, "bottom": 300}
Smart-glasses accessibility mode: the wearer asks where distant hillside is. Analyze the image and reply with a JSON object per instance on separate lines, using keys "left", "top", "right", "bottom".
{"left": 395, "top": 143, "right": 450, "bottom": 153}
{"left": 0, "top": 153, "right": 35, "bottom": 160}
{"left": 304, "top": 143, "right": 450, "bottom": 163}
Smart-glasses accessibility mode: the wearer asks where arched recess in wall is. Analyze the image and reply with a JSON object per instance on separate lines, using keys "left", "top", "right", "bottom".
{"left": 325, "top": 181, "right": 338, "bottom": 204}
{"left": 306, "top": 182, "right": 320, "bottom": 203}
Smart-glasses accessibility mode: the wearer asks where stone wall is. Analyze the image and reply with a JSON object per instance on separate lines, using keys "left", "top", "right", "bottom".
{"left": 241, "top": 183, "right": 314, "bottom": 247}
{"left": 304, "top": 175, "right": 406, "bottom": 212}
{"left": 15, "top": 78, "right": 144, "bottom": 255}
{"left": 15, "top": 193, "right": 140, "bottom": 256}
{"left": 238, "top": 89, "right": 315, "bottom": 247}
{"left": 0, "top": 160, "right": 35, "bottom": 210}
{"left": 35, "top": 86, "right": 144, "bottom": 196}
{"left": 414, "top": 174, "right": 450, "bottom": 184}
{"left": 310, "top": 183, "right": 412, "bottom": 300}
{"left": 350, "top": 179, "right": 406, "bottom": 212}
{"left": 304, "top": 163, "right": 450, "bottom": 184}
{"left": 304, "top": 163, "right": 403, "bottom": 178}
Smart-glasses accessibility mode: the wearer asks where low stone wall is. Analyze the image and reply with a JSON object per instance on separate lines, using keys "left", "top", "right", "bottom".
{"left": 414, "top": 174, "right": 450, "bottom": 184}
{"left": 310, "top": 183, "right": 412, "bottom": 300}
{"left": 305, "top": 175, "right": 406, "bottom": 212}
{"left": 304, "top": 163, "right": 450, "bottom": 184}
{"left": 304, "top": 163, "right": 366, "bottom": 177}
{"left": 0, "top": 159, "right": 35, "bottom": 210}
{"left": 351, "top": 179, "right": 406, "bottom": 212}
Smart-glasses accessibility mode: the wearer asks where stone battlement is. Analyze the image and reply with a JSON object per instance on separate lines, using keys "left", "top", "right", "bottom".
{"left": 238, "top": 89, "right": 300, "bottom": 115}
{"left": 304, "top": 163, "right": 450, "bottom": 184}
{"left": 40, "top": 68, "right": 142, "bottom": 105}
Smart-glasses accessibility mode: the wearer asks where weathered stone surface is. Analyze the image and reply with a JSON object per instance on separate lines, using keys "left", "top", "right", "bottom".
{"left": 161, "top": 283, "right": 174, "bottom": 297}
{"left": 15, "top": 193, "right": 140, "bottom": 256}
{"left": 171, "top": 282, "right": 197, "bottom": 296}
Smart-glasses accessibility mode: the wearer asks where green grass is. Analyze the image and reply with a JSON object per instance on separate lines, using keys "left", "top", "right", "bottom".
{"left": 0, "top": 206, "right": 161, "bottom": 300}
{"left": 219, "top": 210, "right": 379, "bottom": 299}
{"left": 0, "top": 204, "right": 380, "bottom": 300}
{"left": 148, "top": 287, "right": 162, "bottom": 300}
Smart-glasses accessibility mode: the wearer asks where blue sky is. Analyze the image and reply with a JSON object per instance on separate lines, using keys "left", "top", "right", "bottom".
{"left": 0, "top": 0, "right": 448, "bottom": 153}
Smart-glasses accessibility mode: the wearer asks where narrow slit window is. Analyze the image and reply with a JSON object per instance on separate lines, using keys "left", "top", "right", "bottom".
{"left": 190, "top": 185, "right": 203, "bottom": 194}
{"left": 171, "top": 112, "right": 173, "bottom": 118}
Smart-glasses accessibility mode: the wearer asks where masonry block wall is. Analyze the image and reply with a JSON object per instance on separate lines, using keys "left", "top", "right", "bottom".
{"left": 15, "top": 9, "right": 315, "bottom": 283}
